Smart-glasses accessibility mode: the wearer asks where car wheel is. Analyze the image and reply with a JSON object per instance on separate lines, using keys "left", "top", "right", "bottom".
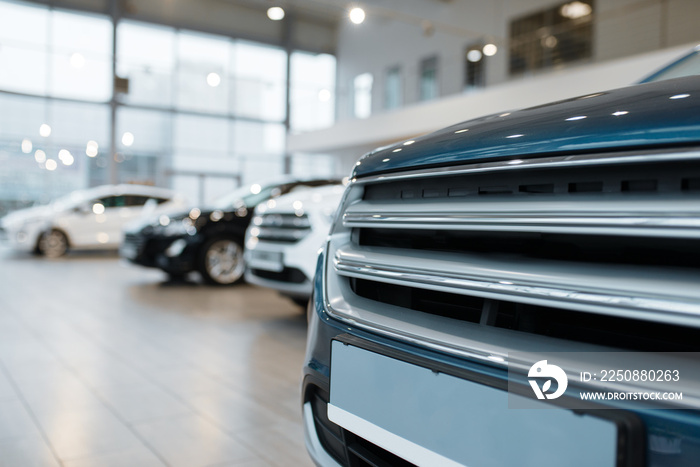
{"left": 39, "top": 229, "right": 69, "bottom": 258}
{"left": 199, "top": 237, "right": 244, "bottom": 285}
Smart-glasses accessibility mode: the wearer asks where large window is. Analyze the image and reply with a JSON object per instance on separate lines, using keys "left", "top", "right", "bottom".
{"left": 0, "top": 2, "right": 112, "bottom": 100}
{"left": 464, "top": 44, "right": 486, "bottom": 90}
{"left": 117, "top": 22, "right": 176, "bottom": 107}
{"left": 0, "top": 0, "right": 333, "bottom": 211}
{"left": 290, "top": 51, "right": 336, "bottom": 132}
{"left": 384, "top": 66, "right": 402, "bottom": 110}
{"left": 230, "top": 41, "right": 287, "bottom": 122}
{"left": 353, "top": 73, "right": 373, "bottom": 119}
{"left": 419, "top": 56, "right": 439, "bottom": 101}
{"left": 509, "top": 1, "right": 594, "bottom": 75}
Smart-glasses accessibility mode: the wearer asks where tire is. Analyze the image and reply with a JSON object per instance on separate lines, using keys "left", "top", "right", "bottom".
{"left": 198, "top": 237, "right": 245, "bottom": 285}
{"left": 292, "top": 297, "right": 309, "bottom": 308}
{"left": 39, "top": 229, "right": 69, "bottom": 258}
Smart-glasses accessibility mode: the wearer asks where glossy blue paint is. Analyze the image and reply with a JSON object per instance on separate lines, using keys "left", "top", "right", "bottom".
{"left": 353, "top": 76, "right": 700, "bottom": 178}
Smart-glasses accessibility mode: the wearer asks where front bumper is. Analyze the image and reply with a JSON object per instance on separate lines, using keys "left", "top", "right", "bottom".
{"left": 121, "top": 233, "right": 199, "bottom": 274}
{"left": 245, "top": 268, "right": 312, "bottom": 298}
{"left": 303, "top": 249, "right": 700, "bottom": 467}
{"left": 1, "top": 224, "right": 42, "bottom": 252}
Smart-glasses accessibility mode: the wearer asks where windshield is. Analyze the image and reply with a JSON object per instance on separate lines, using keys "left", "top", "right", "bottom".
{"left": 49, "top": 189, "right": 98, "bottom": 211}
{"left": 212, "top": 180, "right": 339, "bottom": 210}
{"left": 642, "top": 50, "right": 700, "bottom": 83}
{"left": 212, "top": 184, "right": 280, "bottom": 210}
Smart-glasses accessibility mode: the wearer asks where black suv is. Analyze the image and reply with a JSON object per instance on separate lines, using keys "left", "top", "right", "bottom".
{"left": 121, "top": 179, "right": 338, "bottom": 285}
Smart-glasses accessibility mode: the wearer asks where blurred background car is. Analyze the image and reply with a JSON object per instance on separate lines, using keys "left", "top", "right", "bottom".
{"left": 120, "top": 178, "right": 339, "bottom": 285}
{"left": 244, "top": 183, "right": 345, "bottom": 306}
{"left": 0, "top": 184, "right": 185, "bottom": 258}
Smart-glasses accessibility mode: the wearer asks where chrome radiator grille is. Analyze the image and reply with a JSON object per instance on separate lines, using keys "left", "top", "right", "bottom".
{"left": 325, "top": 149, "right": 700, "bottom": 361}
{"left": 253, "top": 213, "right": 311, "bottom": 243}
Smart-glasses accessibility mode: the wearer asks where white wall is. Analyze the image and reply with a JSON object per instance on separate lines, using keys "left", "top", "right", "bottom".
{"left": 334, "top": 0, "right": 700, "bottom": 122}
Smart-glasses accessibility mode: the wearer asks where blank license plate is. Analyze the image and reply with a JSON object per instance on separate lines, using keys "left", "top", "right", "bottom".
{"left": 249, "top": 250, "right": 283, "bottom": 272}
{"left": 329, "top": 341, "right": 619, "bottom": 467}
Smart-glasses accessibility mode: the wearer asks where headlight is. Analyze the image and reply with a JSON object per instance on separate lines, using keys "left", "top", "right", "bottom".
{"left": 160, "top": 218, "right": 197, "bottom": 236}
{"left": 165, "top": 238, "right": 188, "bottom": 257}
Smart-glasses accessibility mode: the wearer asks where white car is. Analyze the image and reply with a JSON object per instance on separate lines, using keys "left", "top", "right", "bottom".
{"left": 244, "top": 184, "right": 345, "bottom": 304}
{"left": 0, "top": 184, "right": 186, "bottom": 257}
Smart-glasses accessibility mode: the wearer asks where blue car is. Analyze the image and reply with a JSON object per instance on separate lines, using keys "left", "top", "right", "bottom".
{"left": 303, "top": 76, "right": 700, "bottom": 466}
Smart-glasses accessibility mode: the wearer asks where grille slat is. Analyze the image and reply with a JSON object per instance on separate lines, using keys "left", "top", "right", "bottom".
{"left": 253, "top": 213, "right": 311, "bottom": 243}
{"left": 343, "top": 197, "right": 700, "bottom": 238}
{"left": 333, "top": 244, "right": 700, "bottom": 326}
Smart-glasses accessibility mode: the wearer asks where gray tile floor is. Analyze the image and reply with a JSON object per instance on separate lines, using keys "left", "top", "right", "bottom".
{"left": 0, "top": 247, "right": 314, "bottom": 467}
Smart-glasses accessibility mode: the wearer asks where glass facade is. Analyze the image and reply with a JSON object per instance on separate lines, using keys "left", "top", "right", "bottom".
{"left": 290, "top": 51, "right": 336, "bottom": 133}
{"left": 0, "top": 0, "right": 337, "bottom": 213}
{"left": 509, "top": 0, "right": 593, "bottom": 76}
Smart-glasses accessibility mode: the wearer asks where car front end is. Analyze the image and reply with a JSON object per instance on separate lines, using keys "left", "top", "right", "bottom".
{"left": 244, "top": 185, "right": 345, "bottom": 300}
{"left": 0, "top": 211, "right": 49, "bottom": 253}
{"left": 121, "top": 207, "right": 246, "bottom": 277}
{"left": 303, "top": 77, "right": 700, "bottom": 467}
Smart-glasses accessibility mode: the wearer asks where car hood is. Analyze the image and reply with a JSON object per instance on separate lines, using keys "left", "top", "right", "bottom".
{"left": 123, "top": 205, "right": 196, "bottom": 234}
{"left": 261, "top": 185, "right": 346, "bottom": 215}
{"left": 353, "top": 76, "right": 700, "bottom": 178}
{"left": 1, "top": 205, "right": 54, "bottom": 227}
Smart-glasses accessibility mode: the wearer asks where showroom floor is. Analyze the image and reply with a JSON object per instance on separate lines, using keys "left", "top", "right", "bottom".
{"left": 0, "top": 247, "right": 314, "bottom": 467}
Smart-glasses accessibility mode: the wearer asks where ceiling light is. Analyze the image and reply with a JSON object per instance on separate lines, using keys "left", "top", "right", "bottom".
{"left": 121, "top": 131, "right": 134, "bottom": 147}
{"left": 86, "top": 140, "right": 99, "bottom": 157}
{"left": 560, "top": 1, "right": 592, "bottom": 19}
{"left": 206, "top": 72, "right": 221, "bottom": 87}
{"left": 45, "top": 159, "right": 57, "bottom": 171}
{"left": 543, "top": 35, "right": 558, "bottom": 48}
{"left": 467, "top": 49, "right": 482, "bottom": 62}
{"left": 34, "top": 149, "right": 46, "bottom": 163}
{"left": 349, "top": 7, "right": 365, "bottom": 25}
{"left": 21, "top": 139, "right": 32, "bottom": 154}
{"left": 61, "top": 152, "right": 74, "bottom": 166}
{"left": 267, "top": 6, "right": 285, "bottom": 21}
{"left": 39, "top": 124, "right": 51, "bottom": 137}
{"left": 482, "top": 44, "right": 498, "bottom": 56}
{"left": 70, "top": 52, "right": 85, "bottom": 68}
